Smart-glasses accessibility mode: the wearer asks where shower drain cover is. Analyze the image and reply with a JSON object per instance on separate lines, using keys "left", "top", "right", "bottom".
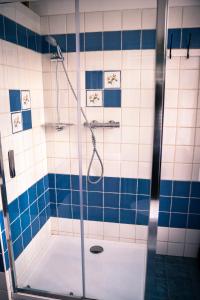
{"left": 90, "top": 245, "right": 104, "bottom": 254}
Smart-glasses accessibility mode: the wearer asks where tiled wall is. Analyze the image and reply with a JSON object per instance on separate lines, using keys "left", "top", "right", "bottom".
{"left": 0, "top": 2, "right": 48, "bottom": 274}
{"left": 0, "top": 1, "right": 200, "bottom": 274}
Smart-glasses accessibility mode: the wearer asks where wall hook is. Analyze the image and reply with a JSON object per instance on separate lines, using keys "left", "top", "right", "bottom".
{"left": 169, "top": 33, "right": 173, "bottom": 59}
{"left": 187, "top": 33, "right": 192, "bottom": 59}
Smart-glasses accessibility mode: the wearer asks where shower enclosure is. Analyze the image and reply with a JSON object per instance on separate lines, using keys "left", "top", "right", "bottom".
{"left": 0, "top": 0, "right": 200, "bottom": 300}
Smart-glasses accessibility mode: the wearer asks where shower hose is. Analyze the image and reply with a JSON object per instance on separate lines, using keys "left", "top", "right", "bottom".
{"left": 55, "top": 59, "right": 104, "bottom": 184}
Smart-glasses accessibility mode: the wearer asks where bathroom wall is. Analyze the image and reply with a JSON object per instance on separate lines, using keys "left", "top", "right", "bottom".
{"left": 39, "top": 0, "right": 200, "bottom": 257}
{"left": 0, "top": 0, "right": 200, "bottom": 281}
{"left": 0, "top": 2, "right": 50, "bottom": 279}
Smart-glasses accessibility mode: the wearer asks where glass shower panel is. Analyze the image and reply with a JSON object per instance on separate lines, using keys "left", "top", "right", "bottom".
{"left": 0, "top": 1, "right": 83, "bottom": 298}
{"left": 82, "top": 3, "right": 157, "bottom": 299}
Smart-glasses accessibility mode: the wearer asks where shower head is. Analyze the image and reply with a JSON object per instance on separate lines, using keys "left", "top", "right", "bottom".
{"left": 45, "top": 35, "right": 63, "bottom": 60}
{"left": 45, "top": 36, "right": 58, "bottom": 47}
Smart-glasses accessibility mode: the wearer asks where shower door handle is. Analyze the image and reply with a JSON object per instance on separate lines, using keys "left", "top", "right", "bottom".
{"left": 8, "top": 150, "right": 16, "bottom": 178}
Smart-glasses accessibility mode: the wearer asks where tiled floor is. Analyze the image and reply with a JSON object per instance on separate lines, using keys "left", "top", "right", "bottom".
{"left": 145, "top": 254, "right": 200, "bottom": 300}
{"left": 19, "top": 235, "right": 147, "bottom": 300}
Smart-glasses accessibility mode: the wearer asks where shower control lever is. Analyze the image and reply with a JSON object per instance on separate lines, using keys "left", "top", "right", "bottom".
{"left": 8, "top": 150, "right": 16, "bottom": 178}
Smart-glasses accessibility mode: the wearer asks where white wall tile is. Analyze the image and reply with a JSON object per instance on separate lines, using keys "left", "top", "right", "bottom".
{"left": 49, "top": 15, "right": 67, "bottom": 34}
{"left": 162, "top": 145, "right": 175, "bottom": 163}
{"left": 166, "top": 70, "right": 179, "bottom": 89}
{"left": 140, "top": 108, "right": 154, "bottom": 126}
{"left": 122, "top": 126, "right": 139, "bottom": 144}
{"left": 104, "top": 51, "right": 122, "bottom": 69}
{"left": 122, "top": 108, "right": 140, "bottom": 126}
{"left": 138, "top": 162, "right": 152, "bottom": 179}
{"left": 121, "top": 144, "right": 138, "bottom": 161}
{"left": 122, "top": 70, "right": 141, "bottom": 89}
{"left": 136, "top": 225, "right": 148, "bottom": 240}
{"left": 119, "top": 224, "right": 135, "bottom": 240}
{"left": 185, "top": 229, "right": 200, "bottom": 244}
{"left": 85, "top": 51, "right": 103, "bottom": 70}
{"left": 103, "top": 11, "right": 122, "bottom": 31}
{"left": 85, "top": 11, "right": 103, "bottom": 32}
{"left": 121, "top": 161, "right": 138, "bottom": 178}
{"left": 161, "top": 163, "right": 174, "bottom": 179}
{"left": 156, "top": 241, "right": 168, "bottom": 255}
{"left": 139, "top": 126, "right": 153, "bottom": 145}
{"left": 141, "top": 70, "right": 155, "bottom": 89}
{"left": 177, "top": 109, "right": 196, "bottom": 128}
{"left": 174, "top": 163, "right": 192, "bottom": 180}
{"left": 164, "top": 108, "right": 177, "bottom": 127}
{"left": 175, "top": 146, "right": 193, "bottom": 163}
{"left": 176, "top": 127, "right": 195, "bottom": 146}
{"left": 122, "top": 89, "right": 140, "bottom": 107}
{"left": 184, "top": 244, "right": 199, "bottom": 258}
{"left": 104, "top": 222, "right": 119, "bottom": 239}
{"left": 182, "top": 6, "right": 200, "bottom": 28}
{"left": 178, "top": 90, "right": 198, "bottom": 109}
{"left": 168, "top": 228, "right": 186, "bottom": 243}
{"left": 157, "top": 227, "right": 169, "bottom": 242}
{"left": 122, "top": 50, "right": 141, "bottom": 70}
{"left": 179, "top": 70, "right": 199, "bottom": 90}
{"left": 168, "top": 7, "right": 182, "bottom": 28}
{"left": 122, "top": 9, "right": 142, "bottom": 30}
{"left": 142, "top": 9, "right": 156, "bottom": 29}
{"left": 180, "top": 57, "right": 200, "bottom": 70}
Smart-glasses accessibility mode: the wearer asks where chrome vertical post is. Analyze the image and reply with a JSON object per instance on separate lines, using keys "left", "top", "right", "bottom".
{"left": 145, "top": 0, "right": 168, "bottom": 298}
{"left": 75, "top": 0, "right": 86, "bottom": 298}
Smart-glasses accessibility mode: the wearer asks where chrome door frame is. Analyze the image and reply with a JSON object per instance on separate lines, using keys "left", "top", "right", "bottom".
{"left": 145, "top": 0, "right": 169, "bottom": 298}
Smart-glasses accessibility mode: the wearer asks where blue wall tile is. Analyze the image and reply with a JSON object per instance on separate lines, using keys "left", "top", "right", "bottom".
{"left": 120, "top": 209, "right": 136, "bottom": 224}
{"left": 86, "top": 71, "right": 103, "bottom": 89}
{"left": 170, "top": 213, "right": 187, "bottom": 228}
{"left": 20, "top": 209, "right": 31, "bottom": 231}
{"left": 103, "top": 31, "right": 121, "bottom": 50}
{"left": 4, "top": 17, "right": 17, "bottom": 44}
{"left": 22, "top": 226, "right": 32, "bottom": 249}
{"left": 85, "top": 32, "right": 102, "bottom": 51}
{"left": 136, "top": 210, "right": 149, "bottom": 225}
{"left": 188, "top": 214, "right": 200, "bottom": 230}
{"left": 72, "top": 205, "right": 87, "bottom": 220}
{"left": 104, "top": 193, "right": 119, "bottom": 208}
{"left": 142, "top": 30, "right": 156, "bottom": 49}
{"left": 30, "top": 202, "right": 39, "bottom": 222}
{"left": 38, "top": 194, "right": 46, "bottom": 213}
{"left": 13, "top": 236, "right": 23, "bottom": 260}
{"left": 138, "top": 179, "right": 151, "bottom": 195}
{"left": 8, "top": 198, "right": 19, "bottom": 223}
{"left": 49, "top": 189, "right": 56, "bottom": 203}
{"left": 189, "top": 198, "right": 200, "bottom": 214}
{"left": 36, "top": 33, "right": 42, "bottom": 52}
{"left": 158, "top": 212, "right": 170, "bottom": 227}
{"left": 19, "top": 191, "right": 29, "bottom": 214}
{"left": 137, "top": 195, "right": 150, "bottom": 210}
{"left": 122, "top": 30, "right": 141, "bottom": 50}
{"left": 0, "top": 15, "right": 5, "bottom": 40}
{"left": 57, "top": 189, "right": 71, "bottom": 205}
{"left": 173, "top": 181, "right": 190, "bottom": 197}
{"left": 159, "top": 196, "right": 171, "bottom": 212}
{"left": 121, "top": 178, "right": 137, "bottom": 194}
{"left": 22, "top": 110, "right": 32, "bottom": 130}
{"left": 88, "top": 207, "right": 103, "bottom": 221}
{"left": 191, "top": 182, "right": 200, "bottom": 198}
{"left": 67, "top": 33, "right": 75, "bottom": 52}
{"left": 171, "top": 197, "right": 189, "bottom": 213}
{"left": 56, "top": 174, "right": 71, "bottom": 189}
{"left": 72, "top": 191, "right": 87, "bottom": 205}
{"left": 160, "top": 180, "right": 173, "bottom": 196}
{"left": 167, "top": 29, "right": 181, "bottom": 49}
{"left": 36, "top": 178, "right": 44, "bottom": 197}
{"left": 41, "top": 35, "right": 50, "bottom": 53}
{"left": 57, "top": 204, "right": 72, "bottom": 218}
{"left": 120, "top": 194, "right": 136, "bottom": 209}
{"left": 88, "top": 192, "right": 103, "bottom": 207}
{"left": 104, "top": 208, "right": 119, "bottom": 223}
{"left": 87, "top": 176, "right": 103, "bottom": 192}
{"left": 48, "top": 173, "right": 55, "bottom": 188}
{"left": 181, "top": 28, "right": 200, "bottom": 49}
{"left": 11, "top": 218, "right": 21, "bottom": 241}
{"left": 17, "top": 24, "right": 27, "bottom": 48}
{"left": 31, "top": 217, "right": 40, "bottom": 238}
{"left": 27, "top": 29, "right": 36, "bottom": 51}
{"left": 9, "top": 90, "right": 21, "bottom": 112}
{"left": 50, "top": 203, "right": 57, "bottom": 217}
{"left": 104, "top": 89, "right": 121, "bottom": 107}
{"left": 104, "top": 177, "right": 120, "bottom": 193}
{"left": 28, "top": 184, "right": 37, "bottom": 204}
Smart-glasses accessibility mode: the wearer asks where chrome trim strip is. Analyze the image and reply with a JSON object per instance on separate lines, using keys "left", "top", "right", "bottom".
{"left": 75, "top": 0, "right": 86, "bottom": 298}
{"left": 145, "top": 0, "right": 168, "bottom": 298}
{"left": 0, "top": 132, "right": 18, "bottom": 292}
